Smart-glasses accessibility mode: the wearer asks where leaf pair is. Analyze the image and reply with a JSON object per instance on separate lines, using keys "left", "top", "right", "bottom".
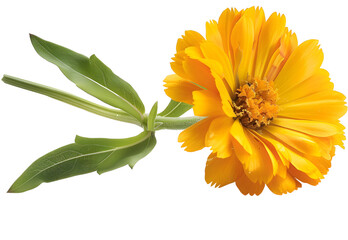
{"left": 30, "top": 34, "right": 145, "bottom": 123}
{"left": 8, "top": 131, "right": 156, "bottom": 193}
{"left": 4, "top": 35, "right": 193, "bottom": 193}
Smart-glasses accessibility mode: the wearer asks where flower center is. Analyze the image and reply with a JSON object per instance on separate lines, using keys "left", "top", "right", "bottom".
{"left": 233, "top": 78, "right": 279, "bottom": 129}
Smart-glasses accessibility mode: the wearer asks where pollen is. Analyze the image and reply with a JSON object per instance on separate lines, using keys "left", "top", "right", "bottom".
{"left": 233, "top": 78, "right": 279, "bottom": 129}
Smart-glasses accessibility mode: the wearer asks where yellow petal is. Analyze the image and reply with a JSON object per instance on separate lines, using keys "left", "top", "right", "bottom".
{"left": 205, "top": 152, "right": 243, "bottom": 187}
{"left": 256, "top": 133, "right": 290, "bottom": 181}
{"left": 172, "top": 31, "right": 205, "bottom": 79}
{"left": 236, "top": 130, "right": 274, "bottom": 183}
{"left": 278, "top": 91, "right": 347, "bottom": 122}
{"left": 257, "top": 131, "right": 290, "bottom": 167}
{"left": 332, "top": 132, "right": 346, "bottom": 149}
{"left": 185, "top": 45, "right": 204, "bottom": 59}
{"left": 213, "top": 72, "right": 236, "bottom": 118}
{"left": 288, "top": 164, "right": 320, "bottom": 186}
{"left": 286, "top": 148, "right": 323, "bottom": 179}
{"left": 267, "top": 172, "right": 301, "bottom": 195}
{"left": 262, "top": 126, "right": 323, "bottom": 181}
{"left": 185, "top": 46, "right": 225, "bottom": 81}
{"left": 247, "top": 7, "right": 265, "bottom": 46}
{"left": 206, "top": 20, "right": 223, "bottom": 49}
{"left": 264, "top": 28, "right": 298, "bottom": 82}
{"left": 170, "top": 52, "right": 188, "bottom": 78}
{"left": 182, "top": 58, "right": 217, "bottom": 92}
{"left": 217, "top": 8, "right": 242, "bottom": 61}
{"left": 275, "top": 40, "right": 324, "bottom": 95}
{"left": 178, "top": 117, "right": 213, "bottom": 152}
{"left": 235, "top": 172, "right": 265, "bottom": 196}
{"left": 192, "top": 90, "right": 224, "bottom": 117}
{"left": 265, "top": 125, "right": 323, "bottom": 158}
{"left": 164, "top": 74, "right": 201, "bottom": 104}
{"left": 247, "top": 7, "right": 266, "bottom": 78}
{"left": 231, "top": 14, "right": 254, "bottom": 85}
{"left": 176, "top": 30, "right": 205, "bottom": 52}
{"left": 200, "top": 41, "right": 236, "bottom": 94}
{"left": 277, "top": 69, "right": 333, "bottom": 105}
{"left": 307, "top": 154, "right": 332, "bottom": 177}
{"left": 272, "top": 117, "right": 343, "bottom": 137}
{"left": 254, "top": 12, "right": 286, "bottom": 80}
{"left": 184, "top": 46, "right": 235, "bottom": 117}
{"left": 205, "top": 116, "right": 234, "bottom": 158}
{"left": 251, "top": 130, "right": 281, "bottom": 177}
{"left": 230, "top": 120, "right": 252, "bottom": 154}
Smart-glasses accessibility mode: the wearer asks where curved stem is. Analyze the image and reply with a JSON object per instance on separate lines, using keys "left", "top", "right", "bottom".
{"left": 2, "top": 75, "right": 142, "bottom": 127}
{"left": 2, "top": 74, "right": 204, "bottom": 131}
{"left": 155, "top": 116, "right": 204, "bottom": 130}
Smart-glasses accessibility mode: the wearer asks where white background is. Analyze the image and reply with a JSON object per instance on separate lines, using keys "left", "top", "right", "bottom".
{"left": 0, "top": 0, "right": 347, "bottom": 239}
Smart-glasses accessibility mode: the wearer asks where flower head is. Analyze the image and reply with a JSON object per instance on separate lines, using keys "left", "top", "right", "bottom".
{"left": 164, "top": 7, "right": 347, "bottom": 195}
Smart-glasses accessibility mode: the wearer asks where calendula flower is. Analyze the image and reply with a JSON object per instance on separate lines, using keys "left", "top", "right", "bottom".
{"left": 164, "top": 7, "right": 347, "bottom": 195}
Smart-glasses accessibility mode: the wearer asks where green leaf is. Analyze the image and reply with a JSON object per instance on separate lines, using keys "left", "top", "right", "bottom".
{"left": 8, "top": 131, "right": 156, "bottom": 193}
{"left": 30, "top": 34, "right": 145, "bottom": 122}
{"left": 158, "top": 100, "right": 192, "bottom": 117}
{"left": 147, "top": 102, "right": 158, "bottom": 131}
{"left": 76, "top": 131, "right": 156, "bottom": 173}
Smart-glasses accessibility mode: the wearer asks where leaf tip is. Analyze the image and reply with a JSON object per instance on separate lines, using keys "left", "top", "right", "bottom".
{"left": 128, "top": 164, "right": 135, "bottom": 169}
{"left": 29, "top": 33, "right": 37, "bottom": 41}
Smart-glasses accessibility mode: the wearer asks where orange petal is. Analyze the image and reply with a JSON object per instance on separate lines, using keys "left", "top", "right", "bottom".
{"left": 200, "top": 41, "right": 236, "bottom": 94}
{"left": 271, "top": 117, "right": 343, "bottom": 137}
{"left": 213, "top": 73, "right": 236, "bottom": 118}
{"left": 332, "top": 132, "right": 346, "bottom": 149}
{"left": 278, "top": 90, "right": 347, "bottom": 122}
{"left": 231, "top": 13, "right": 255, "bottom": 85}
{"left": 178, "top": 117, "right": 213, "bottom": 152}
{"left": 172, "top": 31, "right": 205, "bottom": 79}
{"left": 256, "top": 131, "right": 290, "bottom": 168}
{"left": 265, "top": 125, "right": 324, "bottom": 158}
{"left": 182, "top": 58, "right": 218, "bottom": 92}
{"left": 286, "top": 148, "right": 323, "bottom": 180}
{"left": 264, "top": 28, "right": 298, "bottom": 82}
{"left": 164, "top": 74, "right": 200, "bottom": 104}
{"left": 247, "top": 7, "right": 265, "bottom": 46}
{"left": 267, "top": 172, "right": 302, "bottom": 195}
{"left": 192, "top": 90, "right": 224, "bottom": 117}
{"left": 185, "top": 45, "right": 205, "bottom": 60}
{"left": 254, "top": 12, "right": 286, "bottom": 80}
{"left": 247, "top": 7, "right": 266, "bottom": 78}
{"left": 184, "top": 45, "right": 235, "bottom": 118}
{"left": 288, "top": 164, "right": 320, "bottom": 186}
{"left": 230, "top": 120, "right": 252, "bottom": 154}
{"left": 171, "top": 52, "right": 189, "bottom": 78}
{"left": 277, "top": 69, "right": 333, "bottom": 105}
{"left": 206, "top": 20, "right": 223, "bottom": 49}
{"left": 205, "top": 152, "right": 243, "bottom": 188}
{"left": 235, "top": 130, "right": 274, "bottom": 184}
{"left": 307, "top": 154, "right": 332, "bottom": 177}
{"left": 176, "top": 30, "right": 205, "bottom": 52}
{"left": 205, "top": 116, "right": 234, "bottom": 158}
{"left": 251, "top": 130, "right": 280, "bottom": 177}
{"left": 217, "top": 8, "right": 242, "bottom": 62}
{"left": 235, "top": 172, "right": 265, "bottom": 196}
{"left": 275, "top": 40, "right": 324, "bottom": 95}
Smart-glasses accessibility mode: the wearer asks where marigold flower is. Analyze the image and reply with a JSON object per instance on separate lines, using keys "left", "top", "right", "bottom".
{"left": 164, "top": 7, "right": 347, "bottom": 195}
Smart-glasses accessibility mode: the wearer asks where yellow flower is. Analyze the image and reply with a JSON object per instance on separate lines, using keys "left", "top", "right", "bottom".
{"left": 164, "top": 7, "right": 347, "bottom": 195}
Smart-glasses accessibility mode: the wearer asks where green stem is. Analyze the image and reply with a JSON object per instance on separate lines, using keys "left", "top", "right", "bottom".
{"left": 2, "top": 75, "right": 203, "bottom": 130}
{"left": 155, "top": 116, "right": 203, "bottom": 130}
{"left": 2, "top": 75, "right": 141, "bottom": 127}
